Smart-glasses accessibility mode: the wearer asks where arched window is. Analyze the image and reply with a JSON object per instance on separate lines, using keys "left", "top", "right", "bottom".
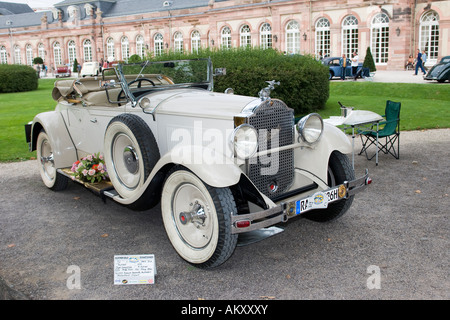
{"left": 14, "top": 45, "right": 22, "bottom": 64}
{"left": 136, "top": 35, "right": 145, "bottom": 58}
{"left": 342, "top": 15, "right": 358, "bottom": 57}
{"left": 191, "top": 30, "right": 201, "bottom": 53}
{"left": 106, "top": 37, "right": 115, "bottom": 61}
{"left": 286, "top": 20, "right": 300, "bottom": 54}
{"left": 260, "top": 22, "right": 272, "bottom": 49}
{"left": 174, "top": 32, "right": 183, "bottom": 53}
{"left": 221, "top": 26, "right": 232, "bottom": 49}
{"left": 68, "top": 40, "right": 76, "bottom": 65}
{"left": 83, "top": 39, "right": 92, "bottom": 62}
{"left": 121, "top": 36, "right": 129, "bottom": 61}
{"left": 26, "top": 44, "right": 33, "bottom": 66}
{"left": 371, "top": 13, "right": 389, "bottom": 64}
{"left": 1, "top": 46, "right": 8, "bottom": 64}
{"left": 315, "top": 17, "right": 330, "bottom": 58}
{"left": 38, "top": 43, "right": 45, "bottom": 62}
{"left": 420, "top": 10, "right": 439, "bottom": 64}
{"left": 240, "top": 25, "right": 251, "bottom": 47}
{"left": 53, "top": 42, "right": 61, "bottom": 66}
{"left": 154, "top": 33, "right": 164, "bottom": 56}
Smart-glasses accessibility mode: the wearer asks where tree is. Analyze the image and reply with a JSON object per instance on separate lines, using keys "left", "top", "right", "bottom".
{"left": 33, "top": 57, "right": 43, "bottom": 65}
{"left": 73, "top": 58, "right": 79, "bottom": 73}
{"left": 363, "top": 47, "right": 376, "bottom": 72}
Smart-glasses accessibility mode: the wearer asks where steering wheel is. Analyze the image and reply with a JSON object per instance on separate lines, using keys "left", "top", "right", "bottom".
{"left": 128, "top": 78, "right": 156, "bottom": 88}
{"left": 117, "top": 78, "right": 156, "bottom": 103}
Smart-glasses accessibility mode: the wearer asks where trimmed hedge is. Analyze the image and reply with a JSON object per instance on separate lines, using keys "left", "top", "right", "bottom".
{"left": 150, "top": 48, "right": 329, "bottom": 115}
{"left": 0, "top": 64, "right": 38, "bottom": 93}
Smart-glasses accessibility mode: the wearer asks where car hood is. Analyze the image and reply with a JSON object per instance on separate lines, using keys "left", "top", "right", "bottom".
{"left": 146, "top": 89, "right": 259, "bottom": 120}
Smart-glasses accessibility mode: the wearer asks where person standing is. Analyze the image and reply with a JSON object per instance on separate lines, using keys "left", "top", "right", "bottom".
{"left": 422, "top": 50, "right": 427, "bottom": 71}
{"left": 339, "top": 54, "right": 347, "bottom": 80}
{"left": 414, "top": 48, "right": 426, "bottom": 75}
{"left": 351, "top": 51, "right": 359, "bottom": 81}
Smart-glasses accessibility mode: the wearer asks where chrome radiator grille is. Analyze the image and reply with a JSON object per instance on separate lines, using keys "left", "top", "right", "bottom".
{"left": 247, "top": 99, "right": 294, "bottom": 199}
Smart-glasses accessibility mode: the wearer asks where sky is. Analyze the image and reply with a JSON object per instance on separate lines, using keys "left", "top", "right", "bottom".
{"left": 1, "top": 0, "right": 61, "bottom": 8}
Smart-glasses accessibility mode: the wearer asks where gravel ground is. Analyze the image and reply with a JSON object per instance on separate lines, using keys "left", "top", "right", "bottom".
{"left": 0, "top": 129, "right": 449, "bottom": 301}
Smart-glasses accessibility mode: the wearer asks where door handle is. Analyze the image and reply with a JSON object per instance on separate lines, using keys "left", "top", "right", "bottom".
{"left": 90, "top": 118, "right": 97, "bottom": 123}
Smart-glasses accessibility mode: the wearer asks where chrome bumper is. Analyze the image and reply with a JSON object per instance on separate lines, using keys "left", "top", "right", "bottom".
{"left": 231, "top": 169, "right": 371, "bottom": 234}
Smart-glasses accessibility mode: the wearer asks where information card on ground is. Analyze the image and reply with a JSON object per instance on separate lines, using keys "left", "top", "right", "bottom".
{"left": 114, "top": 254, "right": 156, "bottom": 285}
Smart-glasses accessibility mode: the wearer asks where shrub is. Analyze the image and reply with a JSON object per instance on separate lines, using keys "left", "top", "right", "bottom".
{"left": 0, "top": 64, "right": 38, "bottom": 93}
{"left": 72, "top": 58, "right": 78, "bottom": 73}
{"left": 128, "top": 54, "right": 143, "bottom": 63}
{"left": 363, "top": 47, "right": 376, "bottom": 72}
{"left": 149, "top": 47, "right": 329, "bottom": 115}
{"left": 33, "top": 57, "right": 43, "bottom": 65}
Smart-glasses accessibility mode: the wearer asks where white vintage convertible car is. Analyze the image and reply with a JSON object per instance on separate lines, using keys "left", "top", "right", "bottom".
{"left": 26, "top": 58, "right": 371, "bottom": 269}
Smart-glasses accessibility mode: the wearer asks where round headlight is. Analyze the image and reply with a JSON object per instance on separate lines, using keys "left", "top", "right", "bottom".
{"left": 297, "top": 113, "right": 324, "bottom": 144}
{"left": 231, "top": 124, "right": 258, "bottom": 159}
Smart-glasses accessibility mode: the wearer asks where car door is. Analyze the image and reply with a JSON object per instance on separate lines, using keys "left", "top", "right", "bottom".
{"left": 330, "top": 59, "right": 342, "bottom": 77}
{"left": 66, "top": 104, "right": 117, "bottom": 156}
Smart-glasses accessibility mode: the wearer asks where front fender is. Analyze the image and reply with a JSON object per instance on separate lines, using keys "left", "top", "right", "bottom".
{"left": 31, "top": 111, "right": 77, "bottom": 169}
{"left": 294, "top": 123, "right": 352, "bottom": 183}
{"left": 154, "top": 144, "right": 242, "bottom": 188}
{"left": 111, "top": 144, "right": 243, "bottom": 206}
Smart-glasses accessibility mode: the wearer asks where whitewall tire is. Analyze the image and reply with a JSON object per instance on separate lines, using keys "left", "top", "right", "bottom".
{"left": 36, "top": 130, "right": 68, "bottom": 191}
{"left": 161, "top": 166, "right": 238, "bottom": 269}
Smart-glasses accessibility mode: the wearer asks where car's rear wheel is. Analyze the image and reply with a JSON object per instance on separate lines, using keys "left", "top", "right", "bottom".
{"left": 104, "top": 114, "right": 159, "bottom": 202}
{"left": 161, "top": 166, "right": 238, "bottom": 269}
{"left": 329, "top": 71, "right": 334, "bottom": 80}
{"left": 303, "top": 151, "right": 355, "bottom": 222}
{"left": 36, "top": 130, "right": 68, "bottom": 191}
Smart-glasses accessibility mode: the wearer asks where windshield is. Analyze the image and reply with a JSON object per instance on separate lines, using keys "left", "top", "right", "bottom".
{"left": 111, "top": 58, "right": 212, "bottom": 105}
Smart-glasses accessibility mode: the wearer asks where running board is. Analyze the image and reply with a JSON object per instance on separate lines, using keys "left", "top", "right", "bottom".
{"left": 57, "top": 168, "right": 118, "bottom": 200}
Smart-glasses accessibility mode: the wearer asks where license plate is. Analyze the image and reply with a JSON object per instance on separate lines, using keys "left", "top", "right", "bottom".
{"left": 295, "top": 187, "right": 340, "bottom": 215}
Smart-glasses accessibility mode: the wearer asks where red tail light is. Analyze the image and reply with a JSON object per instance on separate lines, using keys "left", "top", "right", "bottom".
{"left": 235, "top": 220, "right": 251, "bottom": 228}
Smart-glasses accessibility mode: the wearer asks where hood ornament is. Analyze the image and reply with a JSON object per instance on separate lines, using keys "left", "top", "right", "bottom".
{"left": 259, "top": 80, "right": 280, "bottom": 101}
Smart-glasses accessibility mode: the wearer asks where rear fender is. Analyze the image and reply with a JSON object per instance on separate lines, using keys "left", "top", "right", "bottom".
{"left": 31, "top": 111, "right": 78, "bottom": 168}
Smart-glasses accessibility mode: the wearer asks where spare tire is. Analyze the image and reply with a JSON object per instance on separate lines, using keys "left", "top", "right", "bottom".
{"left": 104, "top": 114, "right": 160, "bottom": 203}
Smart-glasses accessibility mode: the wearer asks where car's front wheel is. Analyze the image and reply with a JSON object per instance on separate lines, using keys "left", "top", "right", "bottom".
{"left": 36, "top": 130, "right": 68, "bottom": 191}
{"left": 161, "top": 166, "right": 238, "bottom": 269}
{"left": 303, "top": 151, "right": 355, "bottom": 222}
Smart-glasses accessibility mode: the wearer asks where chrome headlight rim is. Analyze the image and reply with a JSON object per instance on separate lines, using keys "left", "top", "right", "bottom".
{"left": 296, "top": 113, "right": 324, "bottom": 145}
{"left": 230, "top": 124, "right": 258, "bottom": 160}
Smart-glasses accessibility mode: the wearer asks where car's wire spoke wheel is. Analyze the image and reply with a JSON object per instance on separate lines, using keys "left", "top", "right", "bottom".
{"left": 36, "top": 130, "right": 68, "bottom": 191}
{"left": 104, "top": 114, "right": 159, "bottom": 200}
{"left": 161, "top": 166, "right": 238, "bottom": 269}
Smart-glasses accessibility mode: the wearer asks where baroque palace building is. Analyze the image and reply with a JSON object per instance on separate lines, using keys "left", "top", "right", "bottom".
{"left": 0, "top": 0, "right": 449, "bottom": 72}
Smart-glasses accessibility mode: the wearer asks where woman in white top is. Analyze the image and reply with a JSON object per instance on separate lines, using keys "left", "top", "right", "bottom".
{"left": 351, "top": 51, "right": 359, "bottom": 80}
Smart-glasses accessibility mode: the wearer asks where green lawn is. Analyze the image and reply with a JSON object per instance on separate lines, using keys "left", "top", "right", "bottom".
{"left": 322, "top": 82, "right": 450, "bottom": 131}
{"left": 0, "top": 79, "right": 58, "bottom": 162}
{"left": 0, "top": 79, "right": 449, "bottom": 162}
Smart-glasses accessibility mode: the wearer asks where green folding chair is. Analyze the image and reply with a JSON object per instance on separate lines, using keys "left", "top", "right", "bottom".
{"left": 359, "top": 100, "right": 401, "bottom": 161}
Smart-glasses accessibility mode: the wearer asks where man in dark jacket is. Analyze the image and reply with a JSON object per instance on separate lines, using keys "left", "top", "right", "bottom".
{"left": 414, "top": 48, "right": 426, "bottom": 75}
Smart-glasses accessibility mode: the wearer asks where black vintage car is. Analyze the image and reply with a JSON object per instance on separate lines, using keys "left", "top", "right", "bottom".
{"left": 424, "top": 56, "right": 450, "bottom": 83}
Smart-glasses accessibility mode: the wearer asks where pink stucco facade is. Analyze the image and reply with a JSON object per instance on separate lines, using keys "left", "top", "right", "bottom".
{"left": 1, "top": 0, "right": 449, "bottom": 72}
